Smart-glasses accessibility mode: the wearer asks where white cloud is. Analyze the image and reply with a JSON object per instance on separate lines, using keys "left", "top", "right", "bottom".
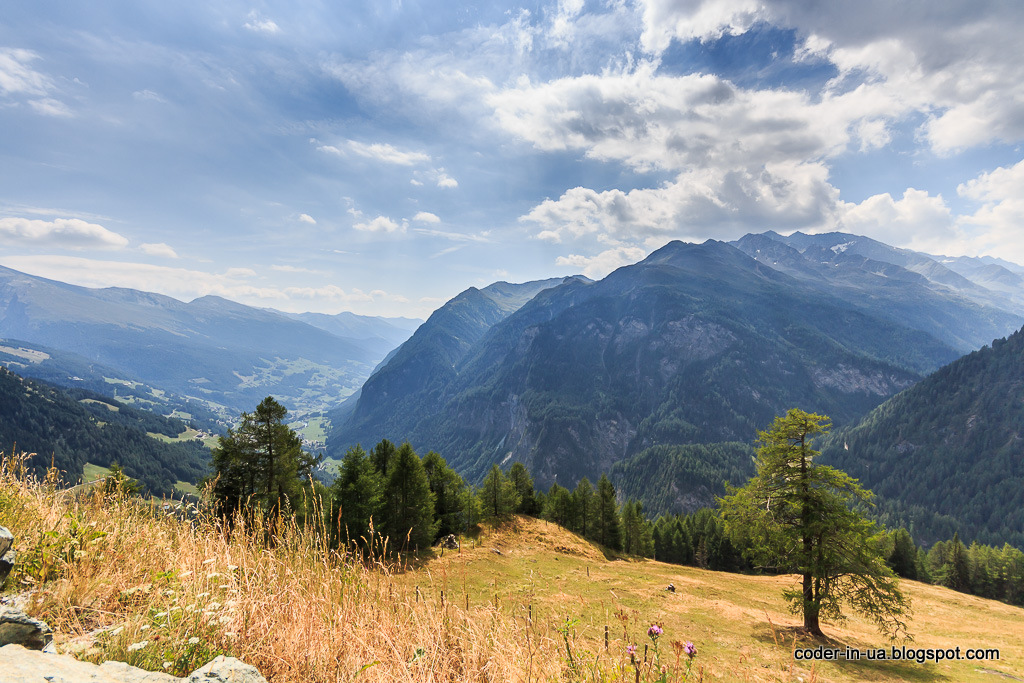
{"left": 436, "top": 172, "right": 458, "bottom": 189}
{"left": 636, "top": 0, "right": 1024, "bottom": 153}
{"left": 0, "top": 48, "right": 52, "bottom": 96}
{"left": 271, "top": 264, "right": 321, "bottom": 274}
{"left": 555, "top": 246, "right": 647, "bottom": 279}
{"left": 244, "top": 10, "right": 280, "bottom": 34}
{"left": 837, "top": 188, "right": 956, "bottom": 253}
{"left": 298, "top": 213, "right": 317, "bottom": 224}
{"left": 955, "top": 159, "right": 1024, "bottom": 262}
{"left": 0, "top": 217, "right": 128, "bottom": 250}
{"left": 413, "top": 211, "right": 441, "bottom": 223}
{"left": 353, "top": 215, "right": 405, "bottom": 233}
{"left": 139, "top": 242, "right": 178, "bottom": 258}
{"left": 225, "top": 267, "right": 257, "bottom": 278}
{"left": 319, "top": 139, "right": 431, "bottom": 166}
{"left": 414, "top": 228, "right": 489, "bottom": 243}
{"left": 132, "top": 89, "right": 165, "bottom": 102}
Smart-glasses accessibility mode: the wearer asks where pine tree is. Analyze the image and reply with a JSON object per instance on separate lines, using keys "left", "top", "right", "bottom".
{"left": 479, "top": 464, "right": 520, "bottom": 521}
{"left": 594, "top": 474, "right": 622, "bottom": 550}
{"left": 572, "top": 478, "right": 595, "bottom": 538}
{"left": 422, "top": 450, "right": 468, "bottom": 539}
{"left": 330, "top": 444, "right": 383, "bottom": 549}
{"left": 720, "top": 408, "right": 910, "bottom": 639}
{"left": 508, "top": 461, "right": 539, "bottom": 515}
{"left": 210, "top": 397, "right": 318, "bottom": 518}
{"left": 380, "top": 443, "right": 436, "bottom": 552}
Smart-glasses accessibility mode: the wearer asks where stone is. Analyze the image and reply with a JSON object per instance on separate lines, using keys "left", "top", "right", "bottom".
{"left": 0, "top": 548, "right": 15, "bottom": 586}
{"left": 0, "top": 608, "right": 53, "bottom": 650}
{"left": 0, "top": 644, "right": 269, "bottom": 683}
{"left": 437, "top": 534, "right": 459, "bottom": 550}
{"left": 185, "top": 655, "right": 268, "bottom": 683}
{"left": 0, "top": 526, "right": 12, "bottom": 558}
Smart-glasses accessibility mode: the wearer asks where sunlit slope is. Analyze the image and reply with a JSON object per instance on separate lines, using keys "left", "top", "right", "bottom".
{"left": 407, "top": 516, "right": 1024, "bottom": 683}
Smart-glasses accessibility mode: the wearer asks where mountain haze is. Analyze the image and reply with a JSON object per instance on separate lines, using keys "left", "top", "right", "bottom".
{"left": 0, "top": 265, "right": 415, "bottom": 416}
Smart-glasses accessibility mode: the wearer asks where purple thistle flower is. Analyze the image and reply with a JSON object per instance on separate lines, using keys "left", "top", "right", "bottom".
{"left": 647, "top": 624, "right": 663, "bottom": 639}
{"left": 684, "top": 641, "right": 697, "bottom": 657}
{"left": 627, "top": 644, "right": 637, "bottom": 657}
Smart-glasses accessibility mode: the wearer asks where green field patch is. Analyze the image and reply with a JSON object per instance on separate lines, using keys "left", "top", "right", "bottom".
{"left": 81, "top": 462, "right": 112, "bottom": 483}
{"left": 173, "top": 480, "right": 200, "bottom": 497}
{"left": 79, "top": 398, "right": 120, "bottom": 412}
{"left": 0, "top": 344, "right": 50, "bottom": 363}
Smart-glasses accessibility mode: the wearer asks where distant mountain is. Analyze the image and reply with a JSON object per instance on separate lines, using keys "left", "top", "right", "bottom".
{"left": 732, "top": 231, "right": 1023, "bottom": 352}
{"left": 287, "top": 311, "right": 421, "bottom": 349}
{"left": 329, "top": 239, "right": 963, "bottom": 493}
{"left": 0, "top": 266, "right": 411, "bottom": 416}
{"left": 820, "top": 326, "right": 1024, "bottom": 548}
{"left": 0, "top": 337, "right": 223, "bottom": 431}
{"left": 0, "top": 365, "right": 208, "bottom": 496}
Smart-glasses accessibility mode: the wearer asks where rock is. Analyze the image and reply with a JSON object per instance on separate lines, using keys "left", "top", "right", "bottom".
{"left": 100, "top": 659, "right": 180, "bottom": 682}
{"left": 0, "top": 549, "right": 15, "bottom": 586}
{"left": 0, "top": 526, "right": 12, "bottom": 558}
{"left": 185, "top": 655, "right": 269, "bottom": 683}
{"left": 0, "top": 644, "right": 269, "bottom": 683}
{"left": 0, "top": 608, "right": 53, "bottom": 650}
{"left": 437, "top": 534, "right": 459, "bottom": 550}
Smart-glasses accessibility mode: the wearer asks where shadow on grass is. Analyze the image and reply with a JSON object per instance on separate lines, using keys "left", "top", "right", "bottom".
{"left": 751, "top": 620, "right": 952, "bottom": 682}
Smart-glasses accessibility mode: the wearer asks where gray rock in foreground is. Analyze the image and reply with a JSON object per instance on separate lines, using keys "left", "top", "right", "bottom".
{"left": 0, "top": 526, "right": 12, "bottom": 558}
{"left": 0, "top": 644, "right": 269, "bottom": 683}
{"left": 0, "top": 609, "right": 53, "bottom": 650}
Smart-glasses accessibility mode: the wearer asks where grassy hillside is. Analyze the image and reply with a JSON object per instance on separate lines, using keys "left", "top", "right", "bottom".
{"left": 1, "top": 461, "right": 1021, "bottom": 682}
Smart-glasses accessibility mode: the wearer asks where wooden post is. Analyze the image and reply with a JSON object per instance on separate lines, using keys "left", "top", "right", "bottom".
{"left": 604, "top": 625, "right": 609, "bottom": 651}
{"left": 416, "top": 586, "right": 420, "bottom": 603}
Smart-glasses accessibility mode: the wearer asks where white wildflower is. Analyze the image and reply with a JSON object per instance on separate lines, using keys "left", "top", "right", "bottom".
{"left": 127, "top": 641, "right": 148, "bottom": 651}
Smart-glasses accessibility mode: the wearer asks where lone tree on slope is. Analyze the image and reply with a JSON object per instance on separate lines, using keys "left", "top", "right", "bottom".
{"left": 719, "top": 408, "right": 911, "bottom": 640}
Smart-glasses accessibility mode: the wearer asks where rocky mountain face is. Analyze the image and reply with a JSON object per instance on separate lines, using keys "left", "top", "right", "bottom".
{"left": 329, "top": 238, "right": 977, "bottom": 492}
{"left": 731, "top": 231, "right": 1023, "bottom": 352}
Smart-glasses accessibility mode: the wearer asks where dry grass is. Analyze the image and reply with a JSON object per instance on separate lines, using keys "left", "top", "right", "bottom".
{"left": 3, "top": 453, "right": 1023, "bottom": 683}
{"left": 0, "top": 456, "right": 572, "bottom": 682}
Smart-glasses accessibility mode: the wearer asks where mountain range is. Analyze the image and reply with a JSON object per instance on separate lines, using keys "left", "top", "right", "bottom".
{"left": 0, "top": 266, "right": 419, "bottom": 419}
{"left": 328, "top": 234, "right": 1023, "bottom": 499}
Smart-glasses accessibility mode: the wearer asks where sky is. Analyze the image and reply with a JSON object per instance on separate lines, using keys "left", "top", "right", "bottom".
{"left": 2, "top": 0, "right": 1023, "bottom": 318}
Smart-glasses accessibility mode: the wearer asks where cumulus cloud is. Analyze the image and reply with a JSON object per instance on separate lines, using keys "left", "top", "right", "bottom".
{"left": 435, "top": 171, "right": 459, "bottom": 189}
{"left": 837, "top": 188, "right": 956, "bottom": 253}
{"left": 0, "top": 217, "right": 129, "bottom": 250}
{"left": 353, "top": 215, "right": 405, "bottom": 233}
{"left": 298, "top": 213, "right": 317, "bottom": 224}
{"left": 636, "top": 0, "right": 1024, "bottom": 153}
{"left": 244, "top": 10, "right": 280, "bottom": 34}
{"left": 555, "top": 246, "right": 647, "bottom": 279}
{"left": 139, "top": 242, "right": 178, "bottom": 258}
{"left": 955, "top": 159, "right": 1024, "bottom": 262}
{"left": 413, "top": 211, "right": 441, "bottom": 223}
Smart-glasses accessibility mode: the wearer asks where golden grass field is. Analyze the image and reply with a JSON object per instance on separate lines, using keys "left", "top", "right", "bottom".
{"left": 1, "top": 457, "right": 1021, "bottom": 683}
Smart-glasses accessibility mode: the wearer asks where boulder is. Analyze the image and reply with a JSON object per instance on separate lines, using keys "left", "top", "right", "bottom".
{"left": 0, "top": 549, "right": 15, "bottom": 586}
{"left": 0, "top": 608, "right": 53, "bottom": 650}
{"left": 0, "top": 644, "right": 270, "bottom": 682}
{"left": 437, "top": 534, "right": 459, "bottom": 550}
{"left": 185, "top": 655, "right": 268, "bottom": 683}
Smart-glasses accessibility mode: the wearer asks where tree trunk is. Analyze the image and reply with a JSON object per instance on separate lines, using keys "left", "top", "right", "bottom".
{"left": 802, "top": 571, "right": 822, "bottom": 635}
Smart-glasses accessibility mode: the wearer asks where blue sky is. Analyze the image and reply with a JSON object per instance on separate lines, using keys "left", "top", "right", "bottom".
{"left": 2, "top": 0, "right": 1023, "bottom": 317}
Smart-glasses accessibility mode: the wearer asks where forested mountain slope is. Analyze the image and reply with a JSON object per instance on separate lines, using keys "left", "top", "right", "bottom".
{"left": 0, "top": 366, "right": 208, "bottom": 496}
{"left": 821, "top": 326, "right": 1024, "bottom": 547}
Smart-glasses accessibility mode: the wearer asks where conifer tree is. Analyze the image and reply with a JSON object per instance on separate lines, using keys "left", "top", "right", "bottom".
{"left": 331, "top": 444, "right": 383, "bottom": 549}
{"left": 380, "top": 442, "right": 436, "bottom": 552}
{"left": 422, "top": 450, "right": 468, "bottom": 538}
{"left": 572, "top": 477, "right": 595, "bottom": 538}
{"left": 479, "top": 463, "right": 520, "bottom": 521}
{"left": 508, "top": 461, "right": 539, "bottom": 515}
{"left": 720, "top": 408, "right": 910, "bottom": 639}
{"left": 594, "top": 474, "right": 622, "bottom": 550}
